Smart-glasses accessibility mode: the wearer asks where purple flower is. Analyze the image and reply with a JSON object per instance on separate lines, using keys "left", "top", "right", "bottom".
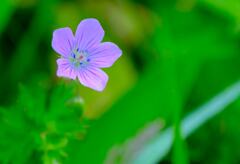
{"left": 52, "top": 18, "right": 122, "bottom": 91}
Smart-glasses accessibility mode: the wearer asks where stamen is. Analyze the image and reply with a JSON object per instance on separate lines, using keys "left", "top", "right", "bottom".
{"left": 73, "top": 53, "right": 76, "bottom": 58}
{"left": 79, "top": 56, "right": 84, "bottom": 60}
{"left": 70, "top": 48, "right": 90, "bottom": 68}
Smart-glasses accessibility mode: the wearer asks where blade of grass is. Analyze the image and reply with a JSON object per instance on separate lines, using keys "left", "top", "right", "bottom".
{"left": 0, "top": 0, "right": 15, "bottom": 34}
{"left": 131, "top": 80, "right": 240, "bottom": 164}
{"left": 159, "top": 15, "right": 189, "bottom": 164}
{"left": 8, "top": 0, "right": 57, "bottom": 82}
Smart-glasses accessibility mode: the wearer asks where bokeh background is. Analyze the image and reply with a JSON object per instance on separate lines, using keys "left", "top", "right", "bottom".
{"left": 1, "top": 0, "right": 240, "bottom": 163}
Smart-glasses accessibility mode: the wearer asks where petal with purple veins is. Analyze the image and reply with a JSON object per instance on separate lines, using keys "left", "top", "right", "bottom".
{"left": 78, "top": 67, "right": 108, "bottom": 91}
{"left": 57, "top": 58, "right": 77, "bottom": 79}
{"left": 52, "top": 27, "right": 74, "bottom": 57}
{"left": 75, "top": 18, "right": 104, "bottom": 50}
{"left": 88, "top": 42, "right": 122, "bottom": 68}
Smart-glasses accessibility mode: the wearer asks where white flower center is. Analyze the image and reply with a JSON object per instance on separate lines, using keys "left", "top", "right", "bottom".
{"left": 70, "top": 49, "right": 90, "bottom": 68}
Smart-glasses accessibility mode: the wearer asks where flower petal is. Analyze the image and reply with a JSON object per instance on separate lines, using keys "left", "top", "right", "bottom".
{"left": 75, "top": 18, "right": 104, "bottom": 50}
{"left": 56, "top": 58, "right": 77, "bottom": 79}
{"left": 78, "top": 67, "right": 108, "bottom": 91}
{"left": 52, "top": 27, "right": 74, "bottom": 57}
{"left": 88, "top": 42, "right": 122, "bottom": 68}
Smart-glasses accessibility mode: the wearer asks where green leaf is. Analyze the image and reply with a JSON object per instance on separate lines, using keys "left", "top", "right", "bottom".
{"left": 199, "top": 0, "right": 240, "bottom": 26}
{"left": 0, "top": 82, "right": 86, "bottom": 163}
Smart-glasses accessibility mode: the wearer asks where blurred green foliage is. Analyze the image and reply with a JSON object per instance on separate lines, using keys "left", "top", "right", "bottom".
{"left": 0, "top": 82, "right": 86, "bottom": 163}
{"left": 0, "top": 0, "right": 240, "bottom": 163}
